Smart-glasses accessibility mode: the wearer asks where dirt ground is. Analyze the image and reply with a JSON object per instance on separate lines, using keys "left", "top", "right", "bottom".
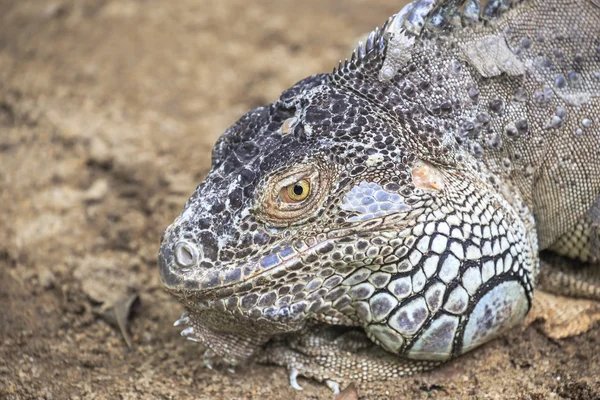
{"left": 0, "top": 0, "right": 599, "bottom": 399}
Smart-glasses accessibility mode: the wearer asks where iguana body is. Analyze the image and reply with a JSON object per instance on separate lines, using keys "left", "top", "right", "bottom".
{"left": 158, "top": 0, "right": 600, "bottom": 392}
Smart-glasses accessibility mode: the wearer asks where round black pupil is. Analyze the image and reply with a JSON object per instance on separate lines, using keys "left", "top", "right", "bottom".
{"left": 293, "top": 184, "right": 304, "bottom": 196}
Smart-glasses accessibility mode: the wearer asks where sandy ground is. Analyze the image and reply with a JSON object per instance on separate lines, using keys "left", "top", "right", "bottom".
{"left": 0, "top": 1, "right": 599, "bottom": 399}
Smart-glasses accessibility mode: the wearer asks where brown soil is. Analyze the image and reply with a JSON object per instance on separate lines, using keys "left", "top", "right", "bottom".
{"left": 0, "top": 1, "right": 598, "bottom": 399}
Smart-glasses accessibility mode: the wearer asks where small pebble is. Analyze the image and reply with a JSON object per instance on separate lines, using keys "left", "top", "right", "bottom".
{"left": 39, "top": 270, "right": 56, "bottom": 290}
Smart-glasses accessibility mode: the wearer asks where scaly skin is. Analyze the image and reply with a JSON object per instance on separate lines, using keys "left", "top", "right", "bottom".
{"left": 158, "top": 0, "right": 600, "bottom": 392}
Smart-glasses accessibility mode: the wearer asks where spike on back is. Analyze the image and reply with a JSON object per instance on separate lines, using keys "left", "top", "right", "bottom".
{"left": 331, "top": 21, "right": 387, "bottom": 78}
{"left": 331, "top": 0, "right": 528, "bottom": 79}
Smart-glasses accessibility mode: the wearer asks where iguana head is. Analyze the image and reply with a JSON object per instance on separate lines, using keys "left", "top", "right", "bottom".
{"left": 159, "top": 25, "right": 535, "bottom": 364}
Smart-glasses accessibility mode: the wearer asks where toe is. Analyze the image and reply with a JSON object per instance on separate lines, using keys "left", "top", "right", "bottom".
{"left": 326, "top": 379, "right": 341, "bottom": 395}
{"left": 289, "top": 367, "right": 303, "bottom": 391}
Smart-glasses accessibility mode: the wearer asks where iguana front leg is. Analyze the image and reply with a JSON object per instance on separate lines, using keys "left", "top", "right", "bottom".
{"left": 258, "top": 324, "right": 441, "bottom": 393}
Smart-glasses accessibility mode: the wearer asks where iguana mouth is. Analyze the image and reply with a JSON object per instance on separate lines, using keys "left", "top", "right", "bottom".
{"left": 160, "top": 216, "right": 413, "bottom": 302}
{"left": 159, "top": 234, "right": 336, "bottom": 300}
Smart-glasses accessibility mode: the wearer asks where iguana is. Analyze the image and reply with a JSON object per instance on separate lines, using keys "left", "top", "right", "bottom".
{"left": 158, "top": 0, "right": 600, "bottom": 393}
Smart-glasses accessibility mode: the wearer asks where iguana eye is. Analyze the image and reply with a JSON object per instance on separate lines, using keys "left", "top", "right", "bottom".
{"left": 281, "top": 179, "right": 310, "bottom": 203}
{"left": 258, "top": 163, "right": 333, "bottom": 226}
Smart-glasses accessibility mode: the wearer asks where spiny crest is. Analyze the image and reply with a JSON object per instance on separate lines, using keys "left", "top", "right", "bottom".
{"left": 331, "top": 9, "right": 415, "bottom": 83}
{"left": 331, "top": 24, "right": 387, "bottom": 77}
{"left": 411, "top": 0, "right": 526, "bottom": 32}
{"left": 331, "top": 0, "right": 527, "bottom": 79}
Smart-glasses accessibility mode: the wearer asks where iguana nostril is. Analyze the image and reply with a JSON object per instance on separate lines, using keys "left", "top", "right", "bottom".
{"left": 174, "top": 241, "right": 199, "bottom": 268}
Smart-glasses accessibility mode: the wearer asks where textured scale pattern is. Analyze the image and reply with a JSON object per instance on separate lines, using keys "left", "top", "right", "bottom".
{"left": 550, "top": 216, "right": 600, "bottom": 263}
{"left": 158, "top": 0, "right": 600, "bottom": 391}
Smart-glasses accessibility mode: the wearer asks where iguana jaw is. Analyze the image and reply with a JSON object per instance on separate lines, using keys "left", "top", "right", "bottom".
{"left": 159, "top": 221, "right": 414, "bottom": 302}
{"left": 158, "top": 228, "right": 333, "bottom": 299}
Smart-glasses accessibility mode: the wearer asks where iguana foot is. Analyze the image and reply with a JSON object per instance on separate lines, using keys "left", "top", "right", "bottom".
{"left": 259, "top": 325, "right": 441, "bottom": 390}
{"left": 288, "top": 368, "right": 340, "bottom": 395}
{"left": 173, "top": 310, "right": 267, "bottom": 370}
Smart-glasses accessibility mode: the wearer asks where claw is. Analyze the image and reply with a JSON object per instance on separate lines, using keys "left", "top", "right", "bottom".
{"left": 325, "top": 379, "right": 341, "bottom": 395}
{"left": 203, "top": 349, "right": 214, "bottom": 370}
{"left": 227, "top": 367, "right": 235, "bottom": 374}
{"left": 186, "top": 336, "right": 199, "bottom": 342}
{"left": 173, "top": 316, "right": 190, "bottom": 327}
{"left": 180, "top": 327, "right": 194, "bottom": 336}
{"left": 289, "top": 367, "right": 303, "bottom": 391}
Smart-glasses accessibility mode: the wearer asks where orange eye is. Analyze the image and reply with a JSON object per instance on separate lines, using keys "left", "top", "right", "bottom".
{"left": 280, "top": 179, "right": 310, "bottom": 203}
